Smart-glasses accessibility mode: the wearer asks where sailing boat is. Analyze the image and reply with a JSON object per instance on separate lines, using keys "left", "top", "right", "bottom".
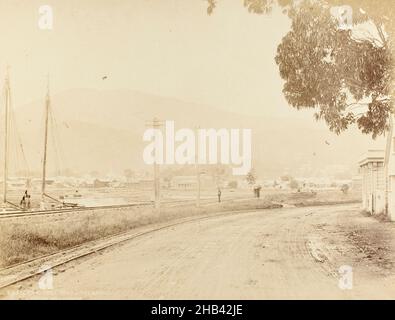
{"left": 1, "top": 69, "right": 25, "bottom": 212}
{"left": 40, "top": 79, "right": 78, "bottom": 210}
{"left": 40, "top": 80, "right": 52, "bottom": 209}
{"left": 1, "top": 70, "right": 11, "bottom": 211}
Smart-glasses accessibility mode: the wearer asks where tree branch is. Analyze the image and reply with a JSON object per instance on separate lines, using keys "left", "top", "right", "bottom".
{"left": 374, "top": 22, "right": 387, "bottom": 47}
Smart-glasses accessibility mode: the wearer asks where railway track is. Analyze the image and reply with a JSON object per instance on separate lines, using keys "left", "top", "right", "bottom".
{"left": 0, "top": 196, "right": 242, "bottom": 219}
{"left": 0, "top": 202, "right": 153, "bottom": 219}
{"left": 0, "top": 196, "right": 268, "bottom": 289}
{"left": 0, "top": 207, "right": 256, "bottom": 290}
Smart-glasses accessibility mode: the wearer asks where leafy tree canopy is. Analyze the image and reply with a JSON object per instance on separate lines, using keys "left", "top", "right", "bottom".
{"left": 207, "top": 0, "right": 394, "bottom": 138}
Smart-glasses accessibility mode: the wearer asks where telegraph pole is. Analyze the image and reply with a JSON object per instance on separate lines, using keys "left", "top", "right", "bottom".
{"left": 154, "top": 152, "right": 160, "bottom": 209}
{"left": 146, "top": 117, "right": 164, "bottom": 210}
{"left": 195, "top": 126, "right": 201, "bottom": 207}
{"left": 3, "top": 68, "right": 10, "bottom": 206}
{"left": 41, "top": 76, "right": 50, "bottom": 208}
{"left": 1, "top": 67, "right": 20, "bottom": 211}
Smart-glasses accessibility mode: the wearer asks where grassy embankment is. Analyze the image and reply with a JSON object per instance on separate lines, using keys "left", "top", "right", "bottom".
{"left": 0, "top": 190, "right": 360, "bottom": 268}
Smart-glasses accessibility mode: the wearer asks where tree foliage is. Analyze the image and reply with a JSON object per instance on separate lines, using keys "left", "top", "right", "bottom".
{"left": 246, "top": 169, "right": 257, "bottom": 185}
{"left": 207, "top": 0, "right": 394, "bottom": 138}
{"left": 275, "top": 1, "right": 392, "bottom": 137}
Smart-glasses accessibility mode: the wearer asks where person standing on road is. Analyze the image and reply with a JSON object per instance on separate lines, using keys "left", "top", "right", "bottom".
{"left": 27, "top": 195, "right": 31, "bottom": 210}
{"left": 20, "top": 195, "right": 26, "bottom": 209}
{"left": 217, "top": 188, "right": 222, "bottom": 203}
{"left": 256, "top": 185, "right": 261, "bottom": 198}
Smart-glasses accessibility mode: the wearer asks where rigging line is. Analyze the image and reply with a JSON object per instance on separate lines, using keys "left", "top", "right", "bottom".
{"left": 8, "top": 97, "right": 27, "bottom": 175}
{"left": 55, "top": 119, "right": 66, "bottom": 172}
{"left": 48, "top": 107, "right": 58, "bottom": 173}
{"left": 2, "top": 76, "right": 17, "bottom": 187}
{"left": 7, "top": 94, "right": 19, "bottom": 177}
{"left": 0, "top": 87, "right": 5, "bottom": 177}
{"left": 48, "top": 106, "right": 62, "bottom": 176}
{"left": 49, "top": 105, "right": 65, "bottom": 175}
{"left": 51, "top": 105, "right": 65, "bottom": 170}
{"left": 8, "top": 121, "right": 18, "bottom": 175}
{"left": 5, "top": 79, "right": 11, "bottom": 174}
{"left": 39, "top": 98, "right": 46, "bottom": 168}
{"left": 9, "top": 104, "right": 30, "bottom": 177}
{"left": 52, "top": 113, "right": 63, "bottom": 174}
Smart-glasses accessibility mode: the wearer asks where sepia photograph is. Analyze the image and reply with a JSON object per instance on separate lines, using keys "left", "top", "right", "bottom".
{"left": 0, "top": 0, "right": 394, "bottom": 306}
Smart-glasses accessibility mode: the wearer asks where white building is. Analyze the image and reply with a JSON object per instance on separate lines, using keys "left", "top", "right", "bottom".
{"left": 359, "top": 150, "right": 385, "bottom": 215}
{"left": 385, "top": 130, "right": 395, "bottom": 221}
{"left": 170, "top": 175, "right": 216, "bottom": 190}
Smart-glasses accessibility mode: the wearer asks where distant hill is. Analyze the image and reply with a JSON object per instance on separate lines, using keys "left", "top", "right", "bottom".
{"left": 2, "top": 88, "right": 383, "bottom": 179}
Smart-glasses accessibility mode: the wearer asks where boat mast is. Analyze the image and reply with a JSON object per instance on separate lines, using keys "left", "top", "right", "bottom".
{"left": 3, "top": 69, "right": 10, "bottom": 205}
{"left": 41, "top": 78, "right": 50, "bottom": 202}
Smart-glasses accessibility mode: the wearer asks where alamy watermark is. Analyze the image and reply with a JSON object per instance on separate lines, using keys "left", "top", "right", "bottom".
{"left": 143, "top": 121, "right": 252, "bottom": 175}
{"left": 338, "top": 265, "right": 353, "bottom": 290}
{"left": 38, "top": 5, "right": 53, "bottom": 30}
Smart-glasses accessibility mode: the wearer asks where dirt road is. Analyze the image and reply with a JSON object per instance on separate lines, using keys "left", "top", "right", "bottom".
{"left": 3, "top": 203, "right": 395, "bottom": 299}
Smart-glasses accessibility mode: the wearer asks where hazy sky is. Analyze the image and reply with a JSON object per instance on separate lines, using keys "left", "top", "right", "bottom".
{"left": 0, "top": 0, "right": 297, "bottom": 118}
{"left": 0, "top": 0, "right": 386, "bottom": 177}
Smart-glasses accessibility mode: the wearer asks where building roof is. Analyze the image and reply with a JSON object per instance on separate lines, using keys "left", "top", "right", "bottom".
{"left": 358, "top": 149, "right": 385, "bottom": 167}
{"left": 171, "top": 176, "right": 197, "bottom": 184}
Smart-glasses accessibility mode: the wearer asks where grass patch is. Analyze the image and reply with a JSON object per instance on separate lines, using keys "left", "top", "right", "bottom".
{"left": 0, "top": 199, "right": 278, "bottom": 268}
{"left": 0, "top": 190, "right": 360, "bottom": 268}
